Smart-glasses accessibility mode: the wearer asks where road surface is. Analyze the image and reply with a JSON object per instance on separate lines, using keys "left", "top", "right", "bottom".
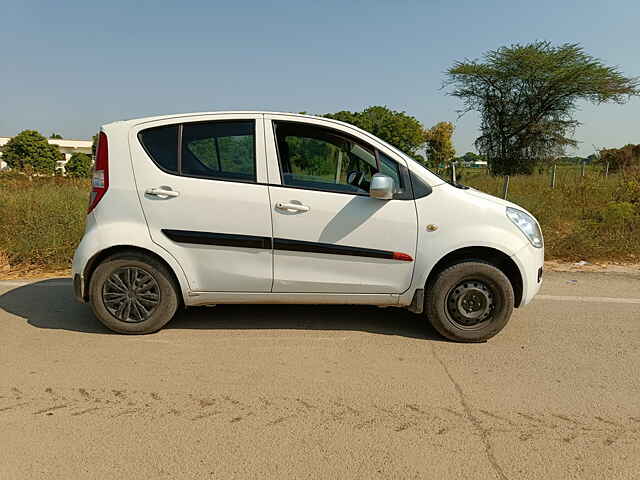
{"left": 1, "top": 271, "right": 639, "bottom": 479}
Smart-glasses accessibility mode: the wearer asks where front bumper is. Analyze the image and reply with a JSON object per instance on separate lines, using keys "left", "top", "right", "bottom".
{"left": 511, "top": 242, "right": 544, "bottom": 306}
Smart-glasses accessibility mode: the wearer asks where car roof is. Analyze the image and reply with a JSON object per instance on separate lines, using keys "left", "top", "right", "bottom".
{"left": 106, "top": 111, "right": 330, "bottom": 127}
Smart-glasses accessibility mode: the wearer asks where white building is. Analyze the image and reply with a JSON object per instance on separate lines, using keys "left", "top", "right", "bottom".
{"left": 0, "top": 136, "right": 93, "bottom": 174}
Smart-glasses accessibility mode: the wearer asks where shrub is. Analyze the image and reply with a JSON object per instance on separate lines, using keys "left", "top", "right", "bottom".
{"left": 65, "top": 153, "right": 93, "bottom": 177}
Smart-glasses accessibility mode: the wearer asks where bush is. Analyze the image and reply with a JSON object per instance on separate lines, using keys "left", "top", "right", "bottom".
{"left": 2, "top": 130, "right": 61, "bottom": 174}
{"left": 65, "top": 153, "right": 93, "bottom": 177}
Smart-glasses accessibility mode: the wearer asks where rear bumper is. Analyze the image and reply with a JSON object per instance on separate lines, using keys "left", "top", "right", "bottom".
{"left": 511, "top": 242, "right": 544, "bottom": 306}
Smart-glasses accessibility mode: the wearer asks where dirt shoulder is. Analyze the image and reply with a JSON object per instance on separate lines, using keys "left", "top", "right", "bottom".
{"left": 1, "top": 261, "right": 638, "bottom": 281}
{"left": 544, "top": 260, "right": 640, "bottom": 275}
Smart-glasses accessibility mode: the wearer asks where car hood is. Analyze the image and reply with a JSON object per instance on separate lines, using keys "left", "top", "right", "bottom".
{"left": 463, "top": 186, "right": 523, "bottom": 211}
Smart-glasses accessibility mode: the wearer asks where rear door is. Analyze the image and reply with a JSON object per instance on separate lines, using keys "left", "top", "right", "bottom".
{"left": 265, "top": 115, "right": 418, "bottom": 294}
{"left": 129, "top": 114, "right": 273, "bottom": 292}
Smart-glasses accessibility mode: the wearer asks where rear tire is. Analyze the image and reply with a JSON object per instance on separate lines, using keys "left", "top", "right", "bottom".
{"left": 89, "top": 252, "right": 179, "bottom": 334}
{"left": 425, "top": 261, "right": 514, "bottom": 342}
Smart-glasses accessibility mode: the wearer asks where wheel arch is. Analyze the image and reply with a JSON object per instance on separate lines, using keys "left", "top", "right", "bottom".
{"left": 82, "top": 245, "right": 185, "bottom": 306}
{"left": 424, "top": 246, "right": 523, "bottom": 308}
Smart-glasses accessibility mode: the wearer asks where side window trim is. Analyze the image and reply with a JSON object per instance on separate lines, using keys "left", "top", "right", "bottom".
{"left": 176, "top": 124, "right": 183, "bottom": 174}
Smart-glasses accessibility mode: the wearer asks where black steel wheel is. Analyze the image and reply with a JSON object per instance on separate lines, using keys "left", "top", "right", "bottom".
{"left": 425, "top": 261, "right": 514, "bottom": 342}
{"left": 445, "top": 279, "right": 495, "bottom": 329}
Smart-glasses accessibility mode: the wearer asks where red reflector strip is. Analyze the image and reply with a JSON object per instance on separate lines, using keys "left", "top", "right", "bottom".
{"left": 392, "top": 252, "right": 413, "bottom": 262}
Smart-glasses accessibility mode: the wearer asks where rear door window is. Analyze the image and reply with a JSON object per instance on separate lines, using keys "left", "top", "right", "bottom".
{"left": 181, "top": 121, "right": 256, "bottom": 182}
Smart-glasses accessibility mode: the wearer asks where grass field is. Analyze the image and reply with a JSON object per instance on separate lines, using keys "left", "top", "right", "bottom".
{"left": 0, "top": 166, "right": 638, "bottom": 274}
{"left": 0, "top": 173, "right": 90, "bottom": 273}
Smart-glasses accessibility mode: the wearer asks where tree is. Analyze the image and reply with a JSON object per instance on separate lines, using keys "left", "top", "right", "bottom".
{"left": 599, "top": 144, "right": 640, "bottom": 172}
{"left": 49, "top": 133, "right": 63, "bottom": 139}
{"left": 456, "top": 151, "right": 486, "bottom": 163}
{"left": 324, "top": 106, "right": 427, "bottom": 160}
{"left": 424, "top": 122, "right": 455, "bottom": 167}
{"left": 446, "top": 42, "right": 639, "bottom": 175}
{"left": 65, "top": 152, "right": 93, "bottom": 177}
{"left": 2, "top": 130, "right": 60, "bottom": 174}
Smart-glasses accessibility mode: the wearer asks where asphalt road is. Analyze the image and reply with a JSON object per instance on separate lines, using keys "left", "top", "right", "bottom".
{"left": 1, "top": 271, "right": 639, "bottom": 479}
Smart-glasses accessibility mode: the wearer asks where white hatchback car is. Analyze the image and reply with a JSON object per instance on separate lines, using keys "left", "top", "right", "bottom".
{"left": 72, "top": 111, "right": 543, "bottom": 342}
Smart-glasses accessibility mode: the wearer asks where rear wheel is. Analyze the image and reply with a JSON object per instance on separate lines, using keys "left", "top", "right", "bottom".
{"left": 89, "top": 252, "right": 179, "bottom": 334}
{"left": 425, "top": 261, "right": 514, "bottom": 342}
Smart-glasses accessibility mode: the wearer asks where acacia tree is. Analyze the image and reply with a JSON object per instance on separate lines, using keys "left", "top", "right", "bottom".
{"left": 324, "top": 106, "right": 427, "bottom": 161}
{"left": 424, "top": 121, "right": 455, "bottom": 168}
{"left": 2, "top": 130, "right": 60, "bottom": 174}
{"left": 446, "top": 42, "right": 639, "bottom": 175}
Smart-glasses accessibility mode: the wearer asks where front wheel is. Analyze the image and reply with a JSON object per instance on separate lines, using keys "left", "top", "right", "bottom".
{"left": 89, "top": 252, "right": 179, "bottom": 334}
{"left": 425, "top": 261, "right": 514, "bottom": 342}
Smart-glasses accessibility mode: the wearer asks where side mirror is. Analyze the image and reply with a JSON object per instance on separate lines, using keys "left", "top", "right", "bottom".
{"left": 369, "top": 173, "right": 394, "bottom": 200}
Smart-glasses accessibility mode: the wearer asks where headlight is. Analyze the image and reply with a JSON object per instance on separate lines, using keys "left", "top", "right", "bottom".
{"left": 506, "top": 207, "right": 543, "bottom": 248}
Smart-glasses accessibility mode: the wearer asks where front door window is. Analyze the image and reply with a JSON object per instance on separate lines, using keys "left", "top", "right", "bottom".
{"left": 274, "top": 122, "right": 402, "bottom": 195}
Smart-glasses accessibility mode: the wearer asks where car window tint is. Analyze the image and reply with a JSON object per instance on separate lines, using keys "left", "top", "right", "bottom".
{"left": 181, "top": 121, "right": 255, "bottom": 181}
{"left": 275, "top": 122, "right": 377, "bottom": 194}
{"left": 138, "top": 125, "right": 178, "bottom": 173}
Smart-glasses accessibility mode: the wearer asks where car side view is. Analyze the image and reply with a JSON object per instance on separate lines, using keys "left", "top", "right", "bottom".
{"left": 72, "top": 111, "right": 544, "bottom": 342}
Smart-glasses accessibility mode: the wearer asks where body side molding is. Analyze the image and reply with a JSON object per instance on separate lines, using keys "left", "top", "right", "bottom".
{"left": 162, "top": 229, "right": 413, "bottom": 261}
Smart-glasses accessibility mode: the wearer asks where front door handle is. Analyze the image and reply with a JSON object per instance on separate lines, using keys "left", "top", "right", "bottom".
{"left": 275, "top": 201, "right": 310, "bottom": 213}
{"left": 145, "top": 187, "right": 180, "bottom": 198}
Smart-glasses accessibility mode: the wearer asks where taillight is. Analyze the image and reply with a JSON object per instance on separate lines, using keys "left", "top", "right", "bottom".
{"left": 88, "top": 132, "right": 109, "bottom": 213}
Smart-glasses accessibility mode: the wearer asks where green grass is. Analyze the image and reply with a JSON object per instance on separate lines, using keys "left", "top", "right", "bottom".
{"left": 0, "top": 166, "right": 638, "bottom": 273}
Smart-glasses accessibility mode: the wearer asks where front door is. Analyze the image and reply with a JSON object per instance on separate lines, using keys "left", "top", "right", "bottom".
{"left": 130, "top": 114, "right": 273, "bottom": 292}
{"left": 266, "top": 118, "right": 418, "bottom": 294}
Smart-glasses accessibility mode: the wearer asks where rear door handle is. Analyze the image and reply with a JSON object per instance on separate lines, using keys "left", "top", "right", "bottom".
{"left": 275, "top": 201, "right": 310, "bottom": 212}
{"left": 145, "top": 187, "right": 180, "bottom": 198}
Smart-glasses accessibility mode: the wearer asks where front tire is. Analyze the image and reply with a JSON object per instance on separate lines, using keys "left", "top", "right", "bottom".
{"left": 89, "top": 252, "right": 179, "bottom": 334}
{"left": 425, "top": 261, "right": 514, "bottom": 342}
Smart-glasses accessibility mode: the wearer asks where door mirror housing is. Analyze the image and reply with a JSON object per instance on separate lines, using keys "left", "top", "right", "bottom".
{"left": 369, "top": 173, "right": 394, "bottom": 200}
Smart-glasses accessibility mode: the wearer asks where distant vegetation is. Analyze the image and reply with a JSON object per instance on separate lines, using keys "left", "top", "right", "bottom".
{"left": 65, "top": 152, "right": 93, "bottom": 178}
{"left": 0, "top": 166, "right": 638, "bottom": 275}
{"left": 324, "top": 106, "right": 427, "bottom": 161}
{"left": 445, "top": 41, "right": 639, "bottom": 175}
{"left": 2, "top": 130, "right": 61, "bottom": 174}
{"left": 458, "top": 165, "right": 640, "bottom": 261}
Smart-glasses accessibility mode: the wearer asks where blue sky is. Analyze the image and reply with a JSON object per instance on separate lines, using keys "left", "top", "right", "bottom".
{"left": 1, "top": 0, "right": 638, "bottom": 156}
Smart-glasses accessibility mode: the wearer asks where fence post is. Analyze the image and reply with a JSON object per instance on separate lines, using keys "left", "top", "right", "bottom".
{"left": 605, "top": 162, "right": 609, "bottom": 178}
{"left": 550, "top": 164, "right": 557, "bottom": 188}
{"left": 451, "top": 161, "right": 457, "bottom": 185}
{"left": 502, "top": 175, "right": 510, "bottom": 200}
{"left": 581, "top": 161, "right": 585, "bottom": 177}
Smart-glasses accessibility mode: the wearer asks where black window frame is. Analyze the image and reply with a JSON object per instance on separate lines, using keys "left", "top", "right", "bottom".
{"left": 137, "top": 119, "right": 258, "bottom": 185}
{"left": 273, "top": 120, "right": 414, "bottom": 200}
